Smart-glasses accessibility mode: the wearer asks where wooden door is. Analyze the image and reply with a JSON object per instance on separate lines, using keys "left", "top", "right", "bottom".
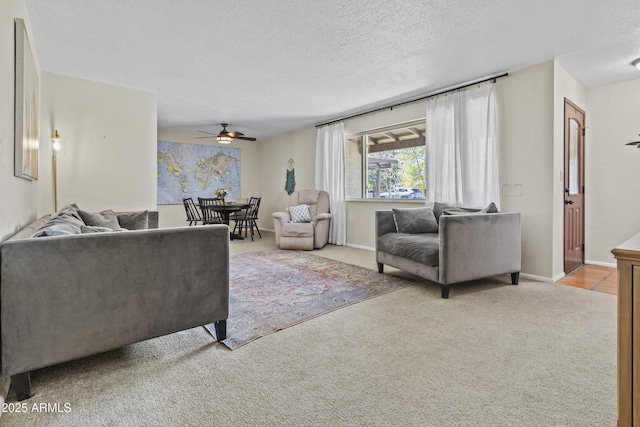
{"left": 564, "top": 98, "right": 586, "bottom": 273}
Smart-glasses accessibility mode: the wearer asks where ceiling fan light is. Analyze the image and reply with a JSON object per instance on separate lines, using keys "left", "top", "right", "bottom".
{"left": 217, "top": 136, "right": 233, "bottom": 144}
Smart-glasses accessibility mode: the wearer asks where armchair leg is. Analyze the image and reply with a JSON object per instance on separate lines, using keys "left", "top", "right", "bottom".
{"left": 377, "top": 262, "right": 384, "bottom": 273}
{"left": 440, "top": 285, "right": 450, "bottom": 299}
{"left": 511, "top": 272, "right": 520, "bottom": 285}
{"left": 11, "top": 372, "right": 31, "bottom": 401}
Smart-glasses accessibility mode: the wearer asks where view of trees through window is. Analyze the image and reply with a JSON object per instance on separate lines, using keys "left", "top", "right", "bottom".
{"left": 367, "top": 146, "right": 425, "bottom": 199}
{"left": 345, "top": 120, "right": 426, "bottom": 200}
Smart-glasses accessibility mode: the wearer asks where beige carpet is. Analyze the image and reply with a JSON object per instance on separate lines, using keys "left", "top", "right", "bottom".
{"left": 1, "top": 231, "right": 617, "bottom": 426}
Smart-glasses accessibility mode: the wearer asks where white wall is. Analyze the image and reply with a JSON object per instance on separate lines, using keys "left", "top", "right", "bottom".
{"left": 156, "top": 128, "right": 262, "bottom": 228}
{"left": 586, "top": 78, "right": 640, "bottom": 264}
{"left": 40, "top": 73, "right": 157, "bottom": 213}
{"left": 495, "top": 62, "right": 555, "bottom": 279}
{"left": 0, "top": 0, "right": 42, "bottom": 241}
{"left": 256, "top": 126, "right": 318, "bottom": 231}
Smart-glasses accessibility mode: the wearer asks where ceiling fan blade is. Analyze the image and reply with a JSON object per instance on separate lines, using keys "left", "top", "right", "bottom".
{"left": 194, "top": 136, "right": 215, "bottom": 139}
{"left": 197, "top": 130, "right": 217, "bottom": 136}
{"left": 234, "top": 136, "right": 257, "bottom": 141}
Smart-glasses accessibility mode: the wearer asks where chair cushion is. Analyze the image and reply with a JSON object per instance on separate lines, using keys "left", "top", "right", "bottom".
{"left": 378, "top": 232, "right": 440, "bottom": 266}
{"left": 282, "top": 222, "right": 314, "bottom": 238}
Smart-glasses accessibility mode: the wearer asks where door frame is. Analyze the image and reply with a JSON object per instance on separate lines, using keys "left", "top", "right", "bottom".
{"left": 563, "top": 97, "right": 586, "bottom": 273}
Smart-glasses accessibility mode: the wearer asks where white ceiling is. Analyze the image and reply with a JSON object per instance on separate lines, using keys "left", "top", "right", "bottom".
{"left": 25, "top": 0, "right": 640, "bottom": 140}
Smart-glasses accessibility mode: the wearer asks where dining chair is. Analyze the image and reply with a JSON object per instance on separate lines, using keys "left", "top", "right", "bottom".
{"left": 182, "top": 197, "right": 202, "bottom": 226}
{"left": 198, "top": 197, "right": 226, "bottom": 225}
{"left": 232, "top": 196, "right": 262, "bottom": 241}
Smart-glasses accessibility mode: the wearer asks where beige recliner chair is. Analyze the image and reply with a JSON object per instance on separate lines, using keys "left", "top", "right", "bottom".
{"left": 272, "top": 190, "right": 331, "bottom": 250}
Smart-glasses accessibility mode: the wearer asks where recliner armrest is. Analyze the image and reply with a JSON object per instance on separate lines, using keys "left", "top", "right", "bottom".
{"left": 272, "top": 211, "right": 291, "bottom": 225}
{"left": 312, "top": 213, "right": 331, "bottom": 222}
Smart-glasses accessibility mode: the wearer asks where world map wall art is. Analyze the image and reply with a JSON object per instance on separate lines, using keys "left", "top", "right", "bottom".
{"left": 157, "top": 141, "right": 241, "bottom": 205}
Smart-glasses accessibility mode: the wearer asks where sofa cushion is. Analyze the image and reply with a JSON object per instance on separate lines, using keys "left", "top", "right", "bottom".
{"left": 378, "top": 232, "right": 440, "bottom": 266}
{"left": 392, "top": 207, "right": 438, "bottom": 234}
{"left": 116, "top": 210, "right": 149, "bottom": 230}
{"left": 289, "top": 204, "right": 312, "bottom": 223}
{"left": 78, "top": 209, "right": 121, "bottom": 230}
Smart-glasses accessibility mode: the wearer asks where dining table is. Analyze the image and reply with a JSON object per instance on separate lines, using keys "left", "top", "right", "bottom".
{"left": 212, "top": 202, "right": 250, "bottom": 240}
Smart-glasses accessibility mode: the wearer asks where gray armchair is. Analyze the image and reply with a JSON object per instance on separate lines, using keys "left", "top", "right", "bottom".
{"left": 272, "top": 190, "right": 331, "bottom": 250}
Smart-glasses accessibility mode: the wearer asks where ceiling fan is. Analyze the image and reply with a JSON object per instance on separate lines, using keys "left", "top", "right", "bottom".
{"left": 195, "top": 123, "right": 256, "bottom": 144}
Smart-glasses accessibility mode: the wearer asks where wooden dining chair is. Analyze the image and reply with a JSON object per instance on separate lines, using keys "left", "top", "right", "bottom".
{"left": 198, "top": 197, "right": 225, "bottom": 225}
{"left": 182, "top": 197, "right": 202, "bottom": 226}
{"left": 232, "top": 196, "right": 262, "bottom": 241}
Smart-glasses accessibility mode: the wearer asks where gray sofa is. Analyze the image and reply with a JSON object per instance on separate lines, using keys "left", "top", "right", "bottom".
{"left": 0, "top": 204, "right": 229, "bottom": 400}
{"left": 375, "top": 204, "right": 521, "bottom": 298}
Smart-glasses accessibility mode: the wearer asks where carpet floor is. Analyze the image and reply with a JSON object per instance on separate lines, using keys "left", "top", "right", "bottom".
{"left": 0, "top": 232, "right": 617, "bottom": 427}
{"left": 205, "top": 249, "right": 419, "bottom": 349}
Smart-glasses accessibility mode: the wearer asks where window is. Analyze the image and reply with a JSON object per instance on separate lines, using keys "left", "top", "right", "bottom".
{"left": 345, "top": 120, "right": 426, "bottom": 199}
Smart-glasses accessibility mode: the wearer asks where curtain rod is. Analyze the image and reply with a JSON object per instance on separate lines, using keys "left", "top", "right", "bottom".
{"left": 315, "top": 72, "right": 508, "bottom": 128}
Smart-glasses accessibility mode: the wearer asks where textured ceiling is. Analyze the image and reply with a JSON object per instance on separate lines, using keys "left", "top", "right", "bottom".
{"left": 25, "top": 0, "right": 640, "bottom": 140}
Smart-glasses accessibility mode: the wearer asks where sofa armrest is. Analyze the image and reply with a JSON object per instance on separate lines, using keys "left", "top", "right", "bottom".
{"left": 438, "top": 212, "right": 521, "bottom": 284}
{"left": 375, "top": 210, "right": 397, "bottom": 239}
{"left": 0, "top": 225, "right": 229, "bottom": 376}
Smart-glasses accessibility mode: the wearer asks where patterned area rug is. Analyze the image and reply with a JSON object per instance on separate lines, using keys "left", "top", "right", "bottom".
{"left": 204, "top": 249, "right": 419, "bottom": 350}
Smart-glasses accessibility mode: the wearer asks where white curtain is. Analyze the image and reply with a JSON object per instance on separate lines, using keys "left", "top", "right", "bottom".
{"left": 315, "top": 122, "right": 346, "bottom": 245}
{"left": 426, "top": 84, "right": 499, "bottom": 209}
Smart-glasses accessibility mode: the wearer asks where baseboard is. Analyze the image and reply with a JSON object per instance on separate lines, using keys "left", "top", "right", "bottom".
{"left": 585, "top": 260, "right": 616, "bottom": 269}
{"left": 520, "top": 272, "right": 559, "bottom": 283}
{"left": 345, "top": 243, "right": 375, "bottom": 252}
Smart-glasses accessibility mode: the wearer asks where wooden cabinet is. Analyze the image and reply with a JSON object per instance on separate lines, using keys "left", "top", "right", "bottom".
{"left": 612, "top": 233, "right": 640, "bottom": 427}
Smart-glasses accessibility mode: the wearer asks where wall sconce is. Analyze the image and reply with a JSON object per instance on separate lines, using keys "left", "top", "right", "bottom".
{"left": 217, "top": 135, "right": 233, "bottom": 144}
{"left": 51, "top": 129, "right": 62, "bottom": 211}
{"left": 633, "top": 59, "right": 640, "bottom": 71}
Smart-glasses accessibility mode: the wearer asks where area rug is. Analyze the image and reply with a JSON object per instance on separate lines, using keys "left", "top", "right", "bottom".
{"left": 204, "top": 249, "right": 419, "bottom": 349}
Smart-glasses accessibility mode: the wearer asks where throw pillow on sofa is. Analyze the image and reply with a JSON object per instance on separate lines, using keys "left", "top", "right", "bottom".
{"left": 116, "top": 210, "right": 149, "bottom": 230}
{"left": 392, "top": 207, "right": 438, "bottom": 234}
{"left": 442, "top": 202, "right": 499, "bottom": 216}
{"left": 78, "top": 209, "right": 121, "bottom": 230}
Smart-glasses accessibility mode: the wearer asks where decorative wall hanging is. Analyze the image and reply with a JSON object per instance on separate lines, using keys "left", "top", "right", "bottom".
{"left": 157, "top": 141, "right": 241, "bottom": 205}
{"left": 14, "top": 18, "right": 39, "bottom": 180}
{"left": 285, "top": 158, "right": 296, "bottom": 195}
